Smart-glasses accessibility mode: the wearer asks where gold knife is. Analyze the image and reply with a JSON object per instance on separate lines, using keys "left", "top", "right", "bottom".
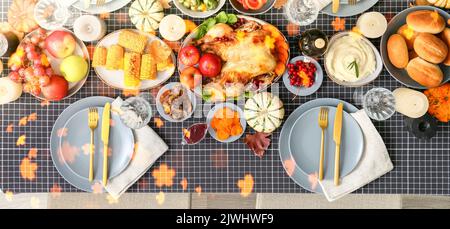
{"left": 332, "top": 0, "right": 340, "bottom": 14}
{"left": 101, "top": 103, "right": 111, "bottom": 185}
{"left": 333, "top": 103, "right": 343, "bottom": 186}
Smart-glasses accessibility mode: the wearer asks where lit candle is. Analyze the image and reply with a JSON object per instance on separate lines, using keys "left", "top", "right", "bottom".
{"left": 73, "top": 15, "right": 106, "bottom": 42}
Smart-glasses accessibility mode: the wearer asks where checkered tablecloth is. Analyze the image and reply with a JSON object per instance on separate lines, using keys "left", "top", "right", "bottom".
{"left": 0, "top": 0, "right": 449, "bottom": 194}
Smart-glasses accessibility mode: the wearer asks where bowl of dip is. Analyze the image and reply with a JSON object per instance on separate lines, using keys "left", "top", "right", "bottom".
{"left": 324, "top": 31, "right": 383, "bottom": 87}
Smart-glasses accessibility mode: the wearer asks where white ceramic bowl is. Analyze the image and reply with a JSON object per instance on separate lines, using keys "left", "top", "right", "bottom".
{"left": 206, "top": 102, "right": 246, "bottom": 143}
{"left": 324, "top": 31, "right": 382, "bottom": 87}
{"left": 173, "top": 0, "right": 226, "bottom": 18}
{"left": 156, "top": 82, "right": 197, "bottom": 122}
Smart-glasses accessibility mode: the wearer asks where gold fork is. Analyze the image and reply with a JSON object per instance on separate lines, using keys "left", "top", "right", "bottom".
{"left": 88, "top": 107, "right": 99, "bottom": 182}
{"left": 348, "top": 0, "right": 357, "bottom": 5}
{"left": 96, "top": 0, "right": 105, "bottom": 6}
{"left": 318, "top": 107, "right": 329, "bottom": 181}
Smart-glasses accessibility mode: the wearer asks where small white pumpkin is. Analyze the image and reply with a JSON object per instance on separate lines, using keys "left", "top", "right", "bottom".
{"left": 129, "top": 0, "right": 164, "bottom": 33}
{"left": 245, "top": 92, "right": 285, "bottom": 133}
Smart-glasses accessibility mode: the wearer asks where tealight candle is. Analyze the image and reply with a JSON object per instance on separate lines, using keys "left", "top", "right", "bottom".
{"left": 73, "top": 15, "right": 106, "bottom": 42}
{"left": 356, "top": 12, "right": 387, "bottom": 39}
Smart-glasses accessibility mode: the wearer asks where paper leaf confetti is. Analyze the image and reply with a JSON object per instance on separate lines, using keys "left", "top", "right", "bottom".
{"left": 91, "top": 182, "right": 104, "bottom": 194}
{"left": 286, "top": 22, "right": 300, "bottom": 36}
{"left": 57, "top": 128, "right": 68, "bottom": 137}
{"left": 195, "top": 185, "right": 202, "bottom": 195}
{"left": 19, "top": 116, "right": 28, "bottom": 126}
{"left": 331, "top": 17, "right": 346, "bottom": 31}
{"left": 243, "top": 132, "right": 271, "bottom": 158}
{"left": 308, "top": 172, "right": 319, "bottom": 190}
{"left": 273, "top": 0, "right": 287, "bottom": 9}
{"left": 156, "top": 191, "right": 165, "bottom": 205}
{"left": 154, "top": 117, "right": 164, "bottom": 128}
{"left": 16, "top": 135, "right": 26, "bottom": 146}
{"left": 106, "top": 194, "right": 119, "bottom": 204}
{"left": 58, "top": 141, "right": 80, "bottom": 164}
{"left": 152, "top": 164, "right": 176, "bottom": 187}
{"left": 28, "top": 148, "right": 38, "bottom": 159}
{"left": 28, "top": 112, "right": 37, "bottom": 121}
{"left": 6, "top": 124, "right": 13, "bottom": 133}
{"left": 237, "top": 174, "right": 254, "bottom": 197}
{"left": 180, "top": 177, "right": 188, "bottom": 191}
{"left": 4, "top": 191, "right": 14, "bottom": 201}
{"left": 20, "top": 157, "right": 38, "bottom": 181}
{"left": 40, "top": 100, "right": 50, "bottom": 107}
{"left": 50, "top": 183, "right": 62, "bottom": 198}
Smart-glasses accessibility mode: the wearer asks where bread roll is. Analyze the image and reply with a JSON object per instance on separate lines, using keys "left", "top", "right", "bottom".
{"left": 397, "top": 24, "right": 421, "bottom": 50}
{"left": 414, "top": 33, "right": 448, "bottom": 64}
{"left": 440, "top": 28, "right": 450, "bottom": 66}
{"left": 387, "top": 34, "right": 409, "bottom": 68}
{"left": 406, "top": 10, "right": 446, "bottom": 34}
{"left": 406, "top": 57, "right": 443, "bottom": 88}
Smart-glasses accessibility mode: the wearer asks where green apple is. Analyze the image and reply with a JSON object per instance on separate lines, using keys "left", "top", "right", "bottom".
{"left": 60, "top": 55, "right": 88, "bottom": 83}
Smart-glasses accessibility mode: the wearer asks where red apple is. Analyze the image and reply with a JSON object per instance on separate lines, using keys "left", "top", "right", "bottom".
{"left": 179, "top": 45, "right": 200, "bottom": 66}
{"left": 180, "top": 67, "right": 202, "bottom": 89}
{"left": 198, "top": 53, "right": 222, "bottom": 78}
{"left": 45, "top": 31, "right": 76, "bottom": 59}
{"left": 41, "top": 75, "right": 68, "bottom": 101}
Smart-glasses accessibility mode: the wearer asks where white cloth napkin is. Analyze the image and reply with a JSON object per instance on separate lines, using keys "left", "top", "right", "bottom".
{"left": 316, "top": 0, "right": 360, "bottom": 10}
{"left": 104, "top": 97, "right": 168, "bottom": 199}
{"left": 318, "top": 110, "right": 393, "bottom": 202}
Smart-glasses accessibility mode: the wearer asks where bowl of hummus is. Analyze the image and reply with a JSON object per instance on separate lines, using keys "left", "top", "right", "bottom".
{"left": 324, "top": 32, "right": 382, "bottom": 87}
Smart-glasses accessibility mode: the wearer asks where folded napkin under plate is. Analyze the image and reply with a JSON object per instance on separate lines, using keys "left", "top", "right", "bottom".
{"left": 104, "top": 97, "right": 168, "bottom": 199}
{"left": 319, "top": 110, "right": 393, "bottom": 202}
{"left": 316, "top": 0, "right": 361, "bottom": 10}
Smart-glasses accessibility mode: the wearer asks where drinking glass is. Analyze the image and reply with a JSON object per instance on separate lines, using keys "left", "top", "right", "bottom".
{"left": 283, "top": 0, "right": 319, "bottom": 26}
{"left": 361, "top": 87, "right": 396, "bottom": 121}
{"left": 119, "top": 95, "right": 154, "bottom": 129}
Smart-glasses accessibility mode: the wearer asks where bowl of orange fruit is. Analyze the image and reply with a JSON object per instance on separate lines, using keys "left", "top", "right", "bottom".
{"left": 207, "top": 103, "right": 246, "bottom": 143}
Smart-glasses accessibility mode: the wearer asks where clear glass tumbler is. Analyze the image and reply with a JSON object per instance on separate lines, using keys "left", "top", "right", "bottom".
{"left": 362, "top": 87, "right": 396, "bottom": 121}
{"left": 283, "top": 0, "right": 319, "bottom": 26}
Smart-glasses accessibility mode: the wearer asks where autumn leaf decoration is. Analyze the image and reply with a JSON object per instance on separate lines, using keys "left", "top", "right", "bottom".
{"left": 243, "top": 132, "right": 271, "bottom": 158}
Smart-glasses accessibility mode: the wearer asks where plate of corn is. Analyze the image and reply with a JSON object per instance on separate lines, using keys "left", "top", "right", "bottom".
{"left": 92, "top": 29, "right": 176, "bottom": 90}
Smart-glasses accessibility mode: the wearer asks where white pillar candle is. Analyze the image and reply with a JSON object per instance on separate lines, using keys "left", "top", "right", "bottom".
{"left": 73, "top": 15, "right": 107, "bottom": 42}
{"left": 356, "top": 12, "right": 387, "bottom": 39}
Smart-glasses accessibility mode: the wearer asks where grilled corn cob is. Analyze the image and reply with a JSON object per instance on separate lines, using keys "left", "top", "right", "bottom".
{"left": 106, "top": 45, "right": 124, "bottom": 70}
{"left": 92, "top": 46, "right": 107, "bottom": 67}
{"left": 118, "top": 30, "right": 148, "bottom": 54}
{"left": 124, "top": 52, "right": 141, "bottom": 87}
{"left": 140, "top": 54, "right": 157, "bottom": 80}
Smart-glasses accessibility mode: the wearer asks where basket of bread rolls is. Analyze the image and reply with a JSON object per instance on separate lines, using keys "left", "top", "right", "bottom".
{"left": 381, "top": 6, "right": 450, "bottom": 89}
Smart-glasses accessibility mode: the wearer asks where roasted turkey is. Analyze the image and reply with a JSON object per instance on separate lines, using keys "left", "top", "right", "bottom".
{"left": 196, "top": 23, "right": 277, "bottom": 85}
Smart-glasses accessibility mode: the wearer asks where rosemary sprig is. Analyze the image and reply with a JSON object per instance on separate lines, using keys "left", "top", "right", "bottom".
{"left": 347, "top": 60, "right": 360, "bottom": 78}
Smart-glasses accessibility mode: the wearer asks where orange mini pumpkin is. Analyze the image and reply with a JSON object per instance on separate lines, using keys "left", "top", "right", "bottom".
{"left": 424, "top": 83, "right": 450, "bottom": 122}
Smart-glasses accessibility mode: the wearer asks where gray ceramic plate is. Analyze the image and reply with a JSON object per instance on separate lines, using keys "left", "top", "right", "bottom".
{"left": 278, "top": 98, "right": 358, "bottom": 193}
{"left": 380, "top": 6, "right": 450, "bottom": 89}
{"left": 283, "top": 56, "right": 323, "bottom": 96}
{"left": 288, "top": 106, "right": 364, "bottom": 180}
{"left": 59, "top": 107, "right": 134, "bottom": 181}
{"left": 51, "top": 97, "right": 115, "bottom": 192}
{"left": 206, "top": 103, "right": 246, "bottom": 143}
{"left": 322, "top": 0, "right": 379, "bottom": 17}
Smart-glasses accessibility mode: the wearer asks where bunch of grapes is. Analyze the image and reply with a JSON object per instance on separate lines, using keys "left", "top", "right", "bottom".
{"left": 8, "top": 28, "right": 54, "bottom": 96}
